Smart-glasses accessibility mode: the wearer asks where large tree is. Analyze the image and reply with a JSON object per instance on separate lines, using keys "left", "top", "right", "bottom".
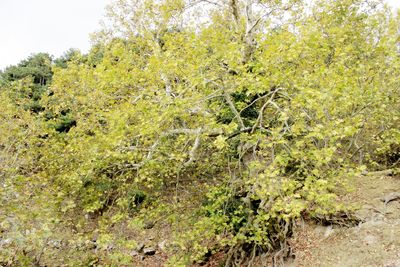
{"left": 1, "top": 0, "right": 399, "bottom": 266}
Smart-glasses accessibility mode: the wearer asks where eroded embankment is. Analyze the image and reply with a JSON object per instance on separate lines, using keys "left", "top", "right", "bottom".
{"left": 292, "top": 172, "right": 400, "bottom": 267}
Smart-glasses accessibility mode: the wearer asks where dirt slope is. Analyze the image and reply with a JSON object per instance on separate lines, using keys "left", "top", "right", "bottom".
{"left": 293, "top": 172, "right": 400, "bottom": 267}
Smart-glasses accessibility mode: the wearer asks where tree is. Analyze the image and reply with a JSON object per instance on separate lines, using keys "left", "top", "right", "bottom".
{"left": 1, "top": 53, "right": 54, "bottom": 113}
{"left": 2, "top": 53, "right": 53, "bottom": 85}
{"left": 53, "top": 48, "right": 82, "bottom": 69}
{"left": 1, "top": 0, "right": 399, "bottom": 266}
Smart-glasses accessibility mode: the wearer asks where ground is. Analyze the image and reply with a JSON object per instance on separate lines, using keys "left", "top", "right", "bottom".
{"left": 131, "top": 171, "right": 400, "bottom": 267}
{"left": 2, "top": 172, "right": 399, "bottom": 266}
{"left": 292, "top": 171, "right": 400, "bottom": 267}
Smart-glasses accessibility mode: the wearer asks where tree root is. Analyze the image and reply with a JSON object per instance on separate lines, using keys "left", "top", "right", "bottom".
{"left": 224, "top": 220, "right": 293, "bottom": 267}
{"left": 363, "top": 169, "right": 394, "bottom": 177}
{"left": 222, "top": 211, "right": 361, "bottom": 267}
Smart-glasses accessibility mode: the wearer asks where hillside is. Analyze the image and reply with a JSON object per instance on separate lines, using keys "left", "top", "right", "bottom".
{"left": 0, "top": 0, "right": 399, "bottom": 266}
{"left": 294, "top": 171, "right": 400, "bottom": 267}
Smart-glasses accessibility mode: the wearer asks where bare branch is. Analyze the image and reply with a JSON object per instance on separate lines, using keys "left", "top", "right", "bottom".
{"left": 126, "top": 127, "right": 224, "bottom": 170}
{"left": 243, "top": 0, "right": 256, "bottom": 63}
{"left": 205, "top": 78, "right": 246, "bottom": 130}
{"left": 161, "top": 73, "right": 173, "bottom": 97}
{"left": 227, "top": 126, "right": 270, "bottom": 140}
{"left": 184, "top": 128, "right": 202, "bottom": 166}
{"left": 230, "top": 0, "right": 240, "bottom": 27}
{"left": 252, "top": 87, "right": 282, "bottom": 133}
{"left": 223, "top": 89, "right": 246, "bottom": 130}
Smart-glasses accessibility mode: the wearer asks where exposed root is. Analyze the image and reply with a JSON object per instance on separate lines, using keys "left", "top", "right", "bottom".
{"left": 221, "top": 211, "right": 360, "bottom": 267}
{"left": 224, "top": 219, "right": 293, "bottom": 267}
{"left": 364, "top": 169, "right": 395, "bottom": 177}
{"left": 313, "top": 211, "right": 361, "bottom": 228}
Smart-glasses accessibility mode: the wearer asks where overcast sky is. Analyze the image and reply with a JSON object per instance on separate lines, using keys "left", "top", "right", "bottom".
{"left": 1, "top": 0, "right": 399, "bottom": 70}
{"left": 0, "top": 0, "right": 111, "bottom": 70}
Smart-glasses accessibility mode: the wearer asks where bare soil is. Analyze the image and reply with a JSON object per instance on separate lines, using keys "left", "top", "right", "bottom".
{"left": 292, "top": 172, "right": 400, "bottom": 267}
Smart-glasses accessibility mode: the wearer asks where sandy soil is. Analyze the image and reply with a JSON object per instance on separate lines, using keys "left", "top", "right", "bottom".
{"left": 293, "top": 172, "right": 400, "bottom": 267}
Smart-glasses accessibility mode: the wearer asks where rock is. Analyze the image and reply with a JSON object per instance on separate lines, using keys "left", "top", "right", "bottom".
{"left": 0, "top": 238, "right": 12, "bottom": 247}
{"left": 143, "top": 220, "right": 156, "bottom": 229}
{"left": 283, "top": 256, "right": 296, "bottom": 267}
{"left": 47, "top": 239, "right": 62, "bottom": 249}
{"left": 136, "top": 242, "right": 145, "bottom": 252}
{"left": 84, "top": 240, "right": 97, "bottom": 249}
{"left": 381, "top": 192, "right": 400, "bottom": 206}
{"left": 131, "top": 250, "right": 139, "bottom": 257}
{"left": 363, "top": 234, "right": 378, "bottom": 246}
{"left": 143, "top": 247, "right": 156, "bottom": 255}
{"left": 324, "top": 225, "right": 334, "bottom": 237}
{"left": 158, "top": 240, "right": 167, "bottom": 251}
{"left": 314, "top": 225, "right": 334, "bottom": 238}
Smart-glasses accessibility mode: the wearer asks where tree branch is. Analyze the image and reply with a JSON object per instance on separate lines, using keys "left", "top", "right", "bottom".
{"left": 252, "top": 87, "right": 282, "bottom": 133}
{"left": 230, "top": 0, "right": 240, "bottom": 27}
{"left": 223, "top": 89, "right": 246, "bottom": 130}
{"left": 184, "top": 128, "right": 202, "bottom": 166}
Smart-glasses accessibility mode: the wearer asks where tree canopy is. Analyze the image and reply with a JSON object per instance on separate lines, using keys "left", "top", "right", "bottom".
{"left": 0, "top": 0, "right": 399, "bottom": 266}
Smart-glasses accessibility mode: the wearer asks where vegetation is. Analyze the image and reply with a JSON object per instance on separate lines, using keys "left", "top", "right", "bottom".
{"left": 0, "top": 0, "right": 399, "bottom": 266}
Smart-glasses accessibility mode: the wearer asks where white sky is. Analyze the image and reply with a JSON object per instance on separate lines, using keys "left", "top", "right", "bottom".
{"left": 0, "top": 0, "right": 399, "bottom": 70}
{"left": 0, "top": 0, "right": 111, "bottom": 70}
{"left": 388, "top": 0, "right": 400, "bottom": 9}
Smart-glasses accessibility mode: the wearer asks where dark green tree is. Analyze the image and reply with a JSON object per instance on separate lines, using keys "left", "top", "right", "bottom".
{"left": 53, "top": 48, "right": 81, "bottom": 68}
{"left": 2, "top": 53, "right": 53, "bottom": 85}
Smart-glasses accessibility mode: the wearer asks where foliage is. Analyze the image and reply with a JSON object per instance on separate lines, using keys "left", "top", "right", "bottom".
{"left": 1, "top": 0, "right": 399, "bottom": 266}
